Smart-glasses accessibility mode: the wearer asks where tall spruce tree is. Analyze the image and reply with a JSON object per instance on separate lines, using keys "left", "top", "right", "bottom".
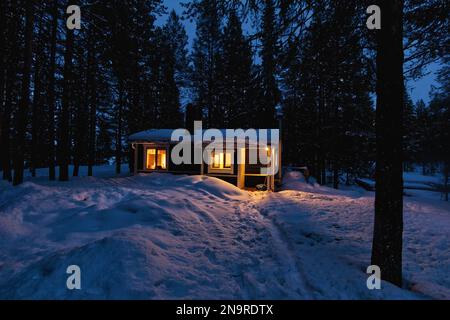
{"left": 222, "top": 10, "right": 254, "bottom": 128}
{"left": 59, "top": 10, "right": 74, "bottom": 182}
{"left": 191, "top": 0, "right": 224, "bottom": 128}
{"left": 158, "top": 27, "right": 182, "bottom": 128}
{"left": 371, "top": 0, "right": 405, "bottom": 286}
{"left": 13, "top": 0, "right": 34, "bottom": 186}
{"left": 259, "top": 0, "right": 279, "bottom": 128}
{"left": 47, "top": 0, "right": 58, "bottom": 181}
{"left": 429, "top": 62, "right": 450, "bottom": 201}
{"left": 163, "top": 10, "right": 191, "bottom": 94}
{"left": 1, "top": 1, "right": 23, "bottom": 182}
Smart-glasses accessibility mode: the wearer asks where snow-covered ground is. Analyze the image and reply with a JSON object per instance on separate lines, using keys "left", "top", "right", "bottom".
{"left": 0, "top": 166, "right": 449, "bottom": 299}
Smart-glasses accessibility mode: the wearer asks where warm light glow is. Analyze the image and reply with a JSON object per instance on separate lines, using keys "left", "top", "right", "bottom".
{"left": 212, "top": 153, "right": 221, "bottom": 169}
{"left": 146, "top": 149, "right": 156, "bottom": 170}
{"left": 157, "top": 149, "right": 167, "bottom": 169}
{"left": 224, "top": 152, "right": 232, "bottom": 169}
{"left": 211, "top": 151, "right": 232, "bottom": 170}
{"left": 146, "top": 148, "right": 167, "bottom": 170}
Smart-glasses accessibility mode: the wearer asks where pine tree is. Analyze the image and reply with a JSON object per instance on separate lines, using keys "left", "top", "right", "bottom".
{"left": 415, "top": 99, "right": 432, "bottom": 175}
{"left": 47, "top": 0, "right": 58, "bottom": 181}
{"left": 109, "top": 1, "right": 133, "bottom": 174}
{"left": 1, "top": 1, "right": 22, "bottom": 182}
{"left": 372, "top": 0, "right": 405, "bottom": 287}
{"left": 13, "top": 0, "right": 34, "bottom": 186}
{"left": 281, "top": 0, "right": 374, "bottom": 185}
{"left": 163, "top": 10, "right": 191, "bottom": 93}
{"left": 59, "top": 16, "right": 74, "bottom": 182}
{"left": 429, "top": 62, "right": 450, "bottom": 201}
{"left": 403, "top": 91, "right": 417, "bottom": 171}
{"left": 0, "top": 0, "right": 6, "bottom": 180}
{"left": 86, "top": 17, "right": 100, "bottom": 177}
{"left": 259, "top": 0, "right": 279, "bottom": 128}
{"left": 221, "top": 10, "right": 254, "bottom": 128}
{"left": 191, "top": 0, "right": 224, "bottom": 128}
{"left": 73, "top": 34, "right": 90, "bottom": 177}
{"left": 158, "top": 28, "right": 182, "bottom": 128}
{"left": 31, "top": 9, "right": 48, "bottom": 177}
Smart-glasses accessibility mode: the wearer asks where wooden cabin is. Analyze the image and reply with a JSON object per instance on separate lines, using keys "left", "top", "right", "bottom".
{"left": 128, "top": 129, "right": 282, "bottom": 191}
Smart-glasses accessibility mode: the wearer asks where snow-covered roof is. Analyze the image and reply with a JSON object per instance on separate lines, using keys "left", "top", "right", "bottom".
{"left": 129, "top": 129, "right": 279, "bottom": 145}
{"left": 128, "top": 129, "right": 176, "bottom": 142}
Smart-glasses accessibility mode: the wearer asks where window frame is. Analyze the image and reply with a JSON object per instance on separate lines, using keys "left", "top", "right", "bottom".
{"left": 208, "top": 150, "right": 234, "bottom": 174}
{"left": 144, "top": 145, "right": 169, "bottom": 172}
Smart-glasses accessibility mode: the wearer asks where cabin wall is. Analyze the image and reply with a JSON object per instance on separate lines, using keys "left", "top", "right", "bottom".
{"left": 137, "top": 144, "right": 144, "bottom": 171}
{"left": 131, "top": 141, "right": 282, "bottom": 190}
{"left": 168, "top": 144, "right": 201, "bottom": 174}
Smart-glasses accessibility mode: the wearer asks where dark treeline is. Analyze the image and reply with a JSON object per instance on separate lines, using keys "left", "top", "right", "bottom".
{"left": 282, "top": 1, "right": 375, "bottom": 187}
{"left": 0, "top": 0, "right": 186, "bottom": 182}
{"left": 0, "top": 0, "right": 448, "bottom": 193}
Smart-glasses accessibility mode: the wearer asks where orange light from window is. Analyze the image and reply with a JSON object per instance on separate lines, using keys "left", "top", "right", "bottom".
{"left": 224, "top": 152, "right": 232, "bottom": 168}
{"left": 212, "top": 152, "right": 221, "bottom": 168}
{"left": 157, "top": 149, "right": 167, "bottom": 169}
{"left": 146, "top": 149, "right": 156, "bottom": 170}
{"left": 211, "top": 152, "right": 232, "bottom": 170}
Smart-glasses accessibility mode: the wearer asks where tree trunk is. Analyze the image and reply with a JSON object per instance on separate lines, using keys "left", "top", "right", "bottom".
{"left": 333, "top": 163, "right": 339, "bottom": 189}
{"left": 1, "top": 9, "right": 18, "bottom": 182}
{"left": 59, "top": 26, "right": 74, "bottom": 182}
{"left": 371, "top": 0, "right": 404, "bottom": 287}
{"left": 2, "top": 69, "right": 13, "bottom": 182}
{"left": 444, "top": 161, "right": 449, "bottom": 202}
{"left": 87, "top": 34, "right": 97, "bottom": 177}
{"left": 31, "top": 19, "right": 43, "bottom": 178}
{"left": 13, "top": 0, "right": 34, "bottom": 186}
{"left": 31, "top": 58, "right": 41, "bottom": 178}
{"left": 116, "top": 80, "right": 124, "bottom": 175}
{"left": 0, "top": 0, "right": 5, "bottom": 177}
{"left": 0, "top": 0, "right": 4, "bottom": 107}
{"left": 321, "top": 158, "right": 326, "bottom": 185}
{"left": 47, "top": 0, "right": 57, "bottom": 181}
{"left": 87, "top": 89, "right": 97, "bottom": 177}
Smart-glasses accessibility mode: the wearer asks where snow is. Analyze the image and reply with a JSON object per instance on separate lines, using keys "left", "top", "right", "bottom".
{"left": 358, "top": 171, "right": 445, "bottom": 192}
{"left": 128, "top": 129, "right": 180, "bottom": 142}
{"left": 128, "top": 128, "right": 278, "bottom": 145}
{"left": 403, "top": 171, "right": 442, "bottom": 184}
{"left": 260, "top": 171, "right": 450, "bottom": 299}
{"left": 0, "top": 166, "right": 449, "bottom": 299}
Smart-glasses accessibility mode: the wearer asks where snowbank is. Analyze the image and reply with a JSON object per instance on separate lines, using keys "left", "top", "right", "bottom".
{"left": 0, "top": 166, "right": 448, "bottom": 299}
{"left": 260, "top": 171, "right": 450, "bottom": 299}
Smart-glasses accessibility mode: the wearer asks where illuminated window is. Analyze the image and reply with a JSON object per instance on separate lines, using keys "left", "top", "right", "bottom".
{"left": 224, "top": 152, "right": 232, "bottom": 168}
{"left": 210, "top": 151, "right": 233, "bottom": 172}
{"left": 146, "top": 149, "right": 156, "bottom": 170}
{"left": 146, "top": 148, "right": 167, "bottom": 170}
{"left": 212, "top": 152, "right": 221, "bottom": 169}
{"left": 157, "top": 149, "right": 166, "bottom": 169}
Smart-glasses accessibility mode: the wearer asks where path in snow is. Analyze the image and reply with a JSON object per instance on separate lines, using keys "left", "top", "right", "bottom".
{"left": 0, "top": 172, "right": 308, "bottom": 299}
{"left": 255, "top": 171, "right": 450, "bottom": 299}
